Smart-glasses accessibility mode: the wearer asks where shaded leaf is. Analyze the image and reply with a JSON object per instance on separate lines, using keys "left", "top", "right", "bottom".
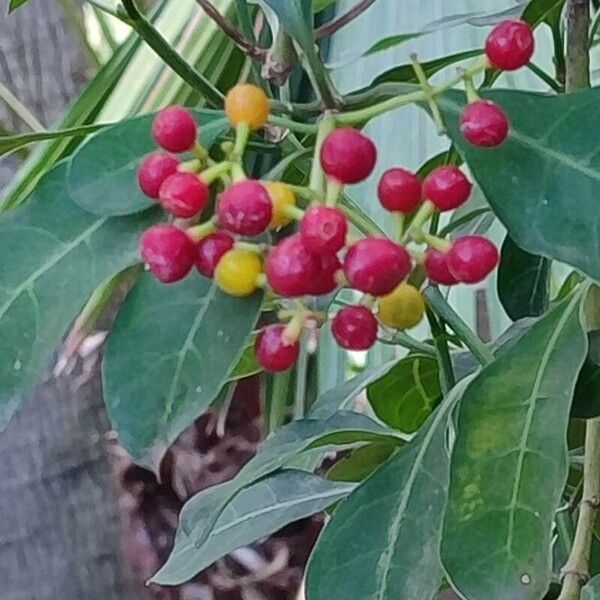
{"left": 572, "top": 331, "right": 600, "bottom": 419}
{"left": 583, "top": 575, "right": 600, "bottom": 600}
{"left": 327, "top": 443, "right": 396, "bottom": 483}
{"left": 442, "top": 287, "right": 589, "bottom": 600}
{"left": 103, "top": 272, "right": 262, "bottom": 471}
{"left": 448, "top": 184, "right": 494, "bottom": 240}
{"left": 498, "top": 234, "right": 550, "bottom": 321}
{"left": 521, "top": 0, "right": 567, "bottom": 26}
{"left": 229, "top": 337, "right": 261, "bottom": 381}
{"left": 68, "top": 110, "right": 228, "bottom": 216}
{"left": 0, "top": 162, "right": 158, "bottom": 432}
{"left": 152, "top": 470, "right": 354, "bottom": 585}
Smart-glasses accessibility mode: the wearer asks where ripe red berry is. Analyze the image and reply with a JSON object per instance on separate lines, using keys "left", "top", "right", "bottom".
{"left": 424, "top": 248, "right": 459, "bottom": 286}
{"left": 485, "top": 20, "right": 534, "bottom": 71}
{"left": 140, "top": 225, "right": 196, "bottom": 283}
{"left": 344, "top": 238, "right": 411, "bottom": 296}
{"left": 218, "top": 180, "right": 273, "bottom": 236}
{"left": 255, "top": 324, "right": 300, "bottom": 372}
{"left": 377, "top": 168, "right": 422, "bottom": 213}
{"left": 460, "top": 100, "right": 509, "bottom": 147}
{"left": 158, "top": 172, "right": 209, "bottom": 218}
{"left": 320, "top": 128, "right": 377, "bottom": 184}
{"left": 311, "top": 253, "right": 342, "bottom": 295}
{"left": 265, "top": 234, "right": 320, "bottom": 297}
{"left": 195, "top": 232, "right": 234, "bottom": 278}
{"left": 331, "top": 306, "right": 378, "bottom": 350}
{"left": 447, "top": 236, "right": 499, "bottom": 284}
{"left": 423, "top": 166, "right": 472, "bottom": 212}
{"left": 138, "top": 153, "right": 179, "bottom": 199}
{"left": 300, "top": 206, "right": 348, "bottom": 256}
{"left": 152, "top": 106, "right": 198, "bottom": 153}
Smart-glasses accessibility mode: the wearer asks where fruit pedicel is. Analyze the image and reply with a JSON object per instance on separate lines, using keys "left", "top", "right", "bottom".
{"left": 137, "top": 20, "right": 534, "bottom": 372}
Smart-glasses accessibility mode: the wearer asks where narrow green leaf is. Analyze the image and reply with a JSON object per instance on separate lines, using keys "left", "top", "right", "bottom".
{"left": 367, "top": 354, "right": 441, "bottom": 433}
{"left": 228, "top": 337, "right": 261, "bottom": 382}
{"left": 307, "top": 377, "right": 473, "bottom": 600}
{"left": 439, "top": 87, "right": 600, "bottom": 283}
{"left": 498, "top": 235, "right": 550, "bottom": 321}
{"left": 68, "top": 110, "right": 228, "bottom": 217}
{"left": 103, "top": 271, "right": 262, "bottom": 471}
{"left": 521, "top": 0, "right": 566, "bottom": 27}
{"left": 152, "top": 470, "right": 355, "bottom": 585}
{"left": 327, "top": 443, "right": 396, "bottom": 483}
{"left": 0, "top": 162, "right": 158, "bottom": 432}
{"left": 442, "top": 287, "right": 589, "bottom": 600}
{"left": 7, "top": 0, "right": 30, "bottom": 12}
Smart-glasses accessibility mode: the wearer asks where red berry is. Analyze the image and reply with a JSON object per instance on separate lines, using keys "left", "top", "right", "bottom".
{"left": 331, "top": 306, "right": 378, "bottom": 350}
{"left": 460, "top": 100, "right": 509, "bottom": 147}
{"left": 311, "top": 253, "right": 342, "bottom": 295}
{"left": 158, "top": 172, "right": 209, "bottom": 218}
{"left": 265, "top": 234, "right": 320, "bottom": 297}
{"left": 255, "top": 324, "right": 300, "bottom": 372}
{"left": 424, "top": 248, "right": 459, "bottom": 286}
{"left": 300, "top": 206, "right": 348, "bottom": 256}
{"left": 377, "top": 168, "right": 422, "bottom": 213}
{"left": 320, "top": 128, "right": 377, "bottom": 184}
{"left": 447, "top": 236, "right": 499, "bottom": 284}
{"left": 140, "top": 225, "right": 195, "bottom": 283}
{"left": 485, "top": 20, "right": 534, "bottom": 71}
{"left": 423, "top": 166, "right": 472, "bottom": 212}
{"left": 218, "top": 180, "right": 273, "bottom": 236}
{"left": 195, "top": 232, "right": 234, "bottom": 278}
{"left": 344, "top": 238, "right": 411, "bottom": 296}
{"left": 138, "top": 153, "right": 179, "bottom": 199}
{"left": 152, "top": 106, "right": 198, "bottom": 153}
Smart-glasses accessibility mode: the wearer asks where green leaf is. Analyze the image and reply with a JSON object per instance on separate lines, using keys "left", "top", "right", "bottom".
{"left": 228, "top": 337, "right": 261, "bottom": 381}
{"left": 572, "top": 331, "right": 600, "bottom": 419}
{"left": 307, "top": 377, "right": 473, "bottom": 600}
{"left": 367, "top": 354, "right": 441, "bottom": 433}
{"left": 7, "top": 0, "right": 30, "bottom": 11}
{"left": 521, "top": 0, "right": 566, "bottom": 26}
{"left": 68, "top": 110, "right": 228, "bottom": 217}
{"left": 447, "top": 184, "right": 494, "bottom": 240}
{"left": 103, "top": 272, "right": 261, "bottom": 470}
{"left": 261, "top": 0, "right": 314, "bottom": 52}
{"left": 442, "top": 286, "right": 589, "bottom": 600}
{"left": 583, "top": 575, "right": 600, "bottom": 600}
{"left": 0, "top": 123, "right": 104, "bottom": 158}
{"left": 152, "top": 470, "right": 355, "bottom": 584}
{"left": 498, "top": 235, "right": 550, "bottom": 321}
{"left": 327, "top": 443, "right": 396, "bottom": 483}
{"left": 0, "top": 162, "right": 158, "bottom": 432}
{"left": 439, "top": 87, "right": 600, "bottom": 283}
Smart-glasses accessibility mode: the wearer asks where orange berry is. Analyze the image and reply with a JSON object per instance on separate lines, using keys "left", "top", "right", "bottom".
{"left": 225, "top": 84, "right": 270, "bottom": 131}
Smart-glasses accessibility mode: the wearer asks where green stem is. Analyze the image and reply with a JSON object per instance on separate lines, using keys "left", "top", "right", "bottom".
{"left": 424, "top": 286, "right": 494, "bottom": 366}
{"left": 426, "top": 308, "right": 455, "bottom": 395}
{"left": 293, "top": 334, "right": 309, "bottom": 420}
{"left": 421, "top": 232, "right": 452, "bottom": 252}
{"left": 309, "top": 113, "right": 336, "bottom": 193}
{"left": 0, "top": 81, "right": 45, "bottom": 132}
{"left": 404, "top": 200, "right": 435, "bottom": 243}
{"left": 268, "top": 114, "right": 318, "bottom": 133}
{"left": 325, "top": 179, "right": 342, "bottom": 207}
{"left": 120, "top": 0, "right": 224, "bottom": 107}
{"left": 233, "top": 121, "right": 250, "bottom": 160}
{"left": 199, "top": 161, "right": 232, "bottom": 184}
{"left": 289, "top": 184, "right": 322, "bottom": 203}
{"left": 338, "top": 199, "right": 386, "bottom": 237}
{"left": 378, "top": 331, "right": 436, "bottom": 357}
{"left": 410, "top": 53, "right": 445, "bottom": 133}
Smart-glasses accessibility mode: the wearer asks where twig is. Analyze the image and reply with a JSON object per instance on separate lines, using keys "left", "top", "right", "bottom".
{"left": 315, "top": 0, "right": 377, "bottom": 39}
{"left": 196, "top": 0, "right": 267, "bottom": 60}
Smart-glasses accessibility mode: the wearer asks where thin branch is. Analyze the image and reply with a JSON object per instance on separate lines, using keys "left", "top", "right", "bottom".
{"left": 315, "top": 0, "right": 377, "bottom": 39}
{"left": 196, "top": 0, "right": 267, "bottom": 60}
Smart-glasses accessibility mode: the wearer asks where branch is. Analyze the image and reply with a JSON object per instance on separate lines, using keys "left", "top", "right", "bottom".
{"left": 195, "top": 0, "right": 267, "bottom": 60}
{"left": 315, "top": 0, "right": 377, "bottom": 39}
{"left": 566, "top": 0, "right": 591, "bottom": 91}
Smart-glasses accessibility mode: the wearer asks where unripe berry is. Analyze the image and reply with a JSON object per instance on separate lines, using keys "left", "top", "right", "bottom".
{"left": 225, "top": 83, "right": 270, "bottom": 131}
{"left": 447, "top": 236, "right": 499, "bottom": 284}
{"left": 311, "top": 253, "right": 342, "bottom": 296}
{"left": 423, "top": 166, "right": 472, "bottom": 211}
{"left": 139, "top": 225, "right": 195, "bottom": 283}
{"left": 460, "top": 100, "right": 509, "bottom": 147}
{"left": 152, "top": 106, "right": 197, "bottom": 153}
{"left": 265, "top": 181, "right": 296, "bottom": 230}
{"left": 265, "top": 235, "right": 320, "bottom": 297}
{"left": 195, "top": 232, "right": 234, "bottom": 278}
{"left": 320, "top": 128, "right": 377, "bottom": 184}
{"left": 332, "top": 306, "right": 378, "bottom": 350}
{"left": 214, "top": 248, "right": 262, "bottom": 297}
{"left": 485, "top": 20, "right": 534, "bottom": 71}
{"left": 378, "top": 283, "right": 425, "bottom": 330}
{"left": 158, "top": 172, "right": 209, "bottom": 218}
{"left": 138, "top": 153, "right": 179, "bottom": 199}
{"left": 377, "top": 168, "right": 422, "bottom": 213}
{"left": 424, "top": 248, "right": 458, "bottom": 286}
{"left": 343, "top": 238, "right": 411, "bottom": 296}
{"left": 300, "top": 206, "right": 348, "bottom": 256}
{"left": 218, "top": 180, "right": 273, "bottom": 236}
{"left": 255, "top": 324, "right": 300, "bottom": 372}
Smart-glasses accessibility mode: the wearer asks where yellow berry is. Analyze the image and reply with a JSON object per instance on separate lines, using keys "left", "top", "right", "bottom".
{"left": 377, "top": 282, "right": 425, "bottom": 330}
{"left": 214, "top": 249, "right": 262, "bottom": 297}
{"left": 225, "top": 84, "right": 270, "bottom": 131}
{"left": 265, "top": 181, "right": 296, "bottom": 230}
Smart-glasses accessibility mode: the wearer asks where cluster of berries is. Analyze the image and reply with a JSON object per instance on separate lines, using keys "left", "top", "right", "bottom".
{"left": 137, "top": 20, "right": 533, "bottom": 374}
